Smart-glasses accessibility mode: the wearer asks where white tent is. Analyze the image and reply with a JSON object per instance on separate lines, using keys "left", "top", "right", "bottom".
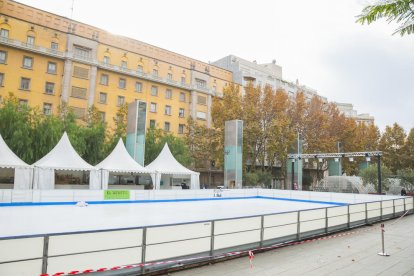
{"left": 32, "top": 132, "right": 96, "bottom": 189}
{"left": 0, "top": 134, "right": 32, "bottom": 189}
{"left": 93, "top": 139, "right": 154, "bottom": 189}
{"left": 145, "top": 143, "right": 200, "bottom": 190}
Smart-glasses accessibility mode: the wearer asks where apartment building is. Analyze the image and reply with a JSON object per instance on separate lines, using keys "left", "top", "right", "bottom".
{"left": 335, "top": 102, "right": 375, "bottom": 124}
{"left": 0, "top": 0, "right": 233, "bottom": 135}
{"left": 212, "top": 55, "right": 327, "bottom": 102}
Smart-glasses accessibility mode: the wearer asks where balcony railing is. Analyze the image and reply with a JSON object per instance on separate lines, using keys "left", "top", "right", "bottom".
{"left": 0, "top": 36, "right": 64, "bottom": 58}
{"left": 1, "top": 36, "right": 217, "bottom": 96}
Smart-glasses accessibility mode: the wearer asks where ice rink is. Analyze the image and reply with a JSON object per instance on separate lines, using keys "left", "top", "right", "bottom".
{"left": 0, "top": 197, "right": 341, "bottom": 238}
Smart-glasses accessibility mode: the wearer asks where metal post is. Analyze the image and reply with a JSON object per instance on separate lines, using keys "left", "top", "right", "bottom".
{"left": 377, "top": 156, "right": 382, "bottom": 194}
{"left": 291, "top": 160, "right": 295, "bottom": 190}
{"left": 210, "top": 221, "right": 215, "bottom": 257}
{"left": 141, "top": 227, "right": 146, "bottom": 274}
{"left": 325, "top": 208, "right": 328, "bottom": 234}
{"left": 297, "top": 211, "right": 301, "bottom": 240}
{"left": 380, "top": 201, "right": 383, "bottom": 221}
{"left": 41, "top": 236, "right": 49, "bottom": 275}
{"left": 377, "top": 223, "right": 390, "bottom": 256}
{"left": 347, "top": 205, "right": 350, "bottom": 228}
{"left": 393, "top": 199, "right": 396, "bottom": 218}
{"left": 260, "top": 215, "right": 264, "bottom": 247}
{"left": 365, "top": 203, "right": 368, "bottom": 224}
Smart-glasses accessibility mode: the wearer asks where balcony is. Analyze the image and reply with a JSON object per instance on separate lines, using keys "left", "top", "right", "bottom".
{"left": 0, "top": 36, "right": 64, "bottom": 58}
{"left": 0, "top": 36, "right": 217, "bottom": 96}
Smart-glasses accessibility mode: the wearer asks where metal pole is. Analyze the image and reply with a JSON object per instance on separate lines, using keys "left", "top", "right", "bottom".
{"left": 41, "top": 236, "right": 49, "bottom": 275}
{"left": 291, "top": 160, "right": 295, "bottom": 190}
{"left": 377, "top": 223, "right": 389, "bottom": 256}
{"left": 260, "top": 215, "right": 264, "bottom": 247}
{"left": 210, "top": 221, "right": 215, "bottom": 257}
{"left": 377, "top": 156, "right": 382, "bottom": 194}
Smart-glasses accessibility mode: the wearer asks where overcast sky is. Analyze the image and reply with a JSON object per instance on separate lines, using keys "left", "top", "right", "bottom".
{"left": 16, "top": 0, "right": 414, "bottom": 133}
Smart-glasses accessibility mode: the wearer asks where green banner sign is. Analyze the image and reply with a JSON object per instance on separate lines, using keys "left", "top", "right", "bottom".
{"left": 104, "top": 190, "right": 130, "bottom": 200}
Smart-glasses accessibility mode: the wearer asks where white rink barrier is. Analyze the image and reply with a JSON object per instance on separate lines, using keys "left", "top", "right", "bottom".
{"left": 0, "top": 194, "right": 412, "bottom": 276}
{"left": 0, "top": 188, "right": 405, "bottom": 204}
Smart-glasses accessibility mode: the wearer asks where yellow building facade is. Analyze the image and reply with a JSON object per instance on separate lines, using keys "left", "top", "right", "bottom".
{"left": 0, "top": 0, "right": 233, "bottom": 135}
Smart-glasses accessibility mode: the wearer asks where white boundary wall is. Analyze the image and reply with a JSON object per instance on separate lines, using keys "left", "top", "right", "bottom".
{"left": 0, "top": 189, "right": 412, "bottom": 276}
{"left": 0, "top": 188, "right": 404, "bottom": 204}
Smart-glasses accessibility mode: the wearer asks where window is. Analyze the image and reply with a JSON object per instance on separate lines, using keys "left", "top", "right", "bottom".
{"left": 0, "top": 73, "right": 4, "bottom": 86}
{"left": 179, "top": 108, "right": 185, "bottom": 118}
{"left": 137, "top": 64, "right": 143, "bottom": 73}
{"left": 0, "top": 29, "right": 9, "bottom": 38}
{"left": 47, "top": 62, "right": 57, "bottom": 74}
{"left": 195, "top": 78, "right": 206, "bottom": 88}
{"left": 51, "top": 42, "right": 58, "bottom": 50}
{"left": 149, "top": 120, "right": 156, "bottom": 128}
{"left": 71, "top": 106, "right": 86, "bottom": 119}
{"left": 26, "top": 36, "right": 35, "bottom": 45}
{"left": 103, "top": 56, "right": 110, "bottom": 64}
{"left": 118, "top": 78, "right": 126, "bottom": 89}
{"left": 23, "top": 56, "right": 33, "bottom": 69}
{"left": 178, "top": 124, "right": 185, "bottom": 134}
{"left": 73, "top": 66, "right": 89, "bottom": 79}
{"left": 100, "top": 74, "right": 108, "bottom": 85}
{"left": 20, "top": 78, "right": 31, "bottom": 90}
{"left": 45, "top": 82, "right": 55, "bottom": 94}
{"left": 167, "top": 73, "right": 173, "bottom": 80}
{"left": 121, "top": 61, "right": 127, "bottom": 69}
{"left": 152, "top": 69, "right": 158, "bottom": 77}
{"left": 135, "top": 82, "right": 142, "bottom": 92}
{"left": 99, "top": 112, "right": 106, "bottom": 122}
{"left": 179, "top": 92, "right": 186, "bottom": 102}
{"left": 99, "top": 92, "right": 107, "bottom": 104}
{"left": 181, "top": 76, "right": 186, "bottom": 84}
{"left": 197, "top": 95, "right": 207, "bottom": 105}
{"left": 43, "top": 103, "right": 52, "bottom": 115}
{"left": 0, "top": 50, "right": 7, "bottom": 64}
{"left": 165, "top": 89, "right": 172, "bottom": 99}
{"left": 71, "top": 86, "right": 87, "bottom": 99}
{"left": 196, "top": 111, "right": 207, "bottom": 120}
{"left": 150, "top": 102, "right": 157, "bottom": 113}
{"left": 74, "top": 46, "right": 91, "bottom": 59}
{"left": 117, "top": 96, "right": 125, "bottom": 106}
{"left": 151, "top": 86, "right": 158, "bottom": 96}
{"left": 19, "top": 99, "right": 28, "bottom": 106}
{"left": 165, "top": 105, "right": 172, "bottom": 115}
{"left": 164, "top": 122, "right": 170, "bottom": 132}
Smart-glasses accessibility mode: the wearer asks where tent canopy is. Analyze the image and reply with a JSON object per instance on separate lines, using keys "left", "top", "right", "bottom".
{"left": 95, "top": 139, "right": 152, "bottom": 174}
{"left": 33, "top": 132, "right": 93, "bottom": 171}
{"left": 0, "top": 134, "right": 31, "bottom": 169}
{"left": 145, "top": 143, "right": 198, "bottom": 176}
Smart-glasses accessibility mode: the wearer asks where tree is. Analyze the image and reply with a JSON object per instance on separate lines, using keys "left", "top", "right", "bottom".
{"left": 379, "top": 123, "right": 406, "bottom": 174}
{"left": 397, "top": 168, "right": 414, "bottom": 191}
{"left": 359, "top": 164, "right": 392, "bottom": 192}
{"left": 357, "top": 0, "right": 414, "bottom": 36}
{"left": 81, "top": 106, "right": 107, "bottom": 165}
{"left": 145, "top": 127, "right": 192, "bottom": 166}
{"left": 401, "top": 128, "right": 414, "bottom": 169}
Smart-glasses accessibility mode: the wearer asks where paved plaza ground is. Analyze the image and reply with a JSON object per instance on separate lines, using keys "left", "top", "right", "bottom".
{"left": 174, "top": 214, "right": 414, "bottom": 276}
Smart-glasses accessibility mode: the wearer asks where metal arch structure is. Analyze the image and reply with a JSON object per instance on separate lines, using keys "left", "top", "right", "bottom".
{"left": 287, "top": 151, "right": 382, "bottom": 159}
{"left": 288, "top": 151, "right": 384, "bottom": 194}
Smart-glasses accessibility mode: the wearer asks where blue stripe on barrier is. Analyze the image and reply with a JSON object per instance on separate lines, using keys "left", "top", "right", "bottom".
{"left": 0, "top": 195, "right": 347, "bottom": 207}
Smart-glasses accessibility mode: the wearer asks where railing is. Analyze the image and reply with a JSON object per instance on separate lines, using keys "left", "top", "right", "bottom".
{"left": 0, "top": 37, "right": 64, "bottom": 58}
{"left": 0, "top": 196, "right": 412, "bottom": 275}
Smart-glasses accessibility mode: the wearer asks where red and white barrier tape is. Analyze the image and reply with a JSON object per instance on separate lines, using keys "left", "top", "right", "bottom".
{"left": 41, "top": 210, "right": 410, "bottom": 276}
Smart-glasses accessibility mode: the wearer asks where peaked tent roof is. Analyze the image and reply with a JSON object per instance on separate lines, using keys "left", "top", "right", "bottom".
{"left": 145, "top": 143, "right": 198, "bottom": 175}
{"left": 0, "top": 134, "right": 31, "bottom": 168}
{"left": 95, "top": 139, "right": 152, "bottom": 173}
{"left": 33, "top": 132, "right": 94, "bottom": 171}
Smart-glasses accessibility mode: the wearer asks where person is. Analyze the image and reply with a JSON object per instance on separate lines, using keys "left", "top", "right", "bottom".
{"left": 401, "top": 187, "right": 407, "bottom": 196}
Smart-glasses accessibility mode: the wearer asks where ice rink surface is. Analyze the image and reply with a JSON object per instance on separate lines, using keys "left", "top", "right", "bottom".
{"left": 0, "top": 198, "right": 338, "bottom": 238}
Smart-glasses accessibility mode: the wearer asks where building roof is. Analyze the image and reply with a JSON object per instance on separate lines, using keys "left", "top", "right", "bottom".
{"left": 33, "top": 132, "right": 94, "bottom": 171}
{"left": 0, "top": 134, "right": 31, "bottom": 169}
{"left": 95, "top": 139, "right": 152, "bottom": 174}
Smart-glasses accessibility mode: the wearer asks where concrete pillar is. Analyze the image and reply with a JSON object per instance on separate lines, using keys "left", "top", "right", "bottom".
{"left": 207, "top": 94, "right": 212, "bottom": 128}
{"left": 88, "top": 65, "right": 97, "bottom": 107}
{"left": 190, "top": 91, "right": 197, "bottom": 118}
{"left": 61, "top": 59, "right": 72, "bottom": 102}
